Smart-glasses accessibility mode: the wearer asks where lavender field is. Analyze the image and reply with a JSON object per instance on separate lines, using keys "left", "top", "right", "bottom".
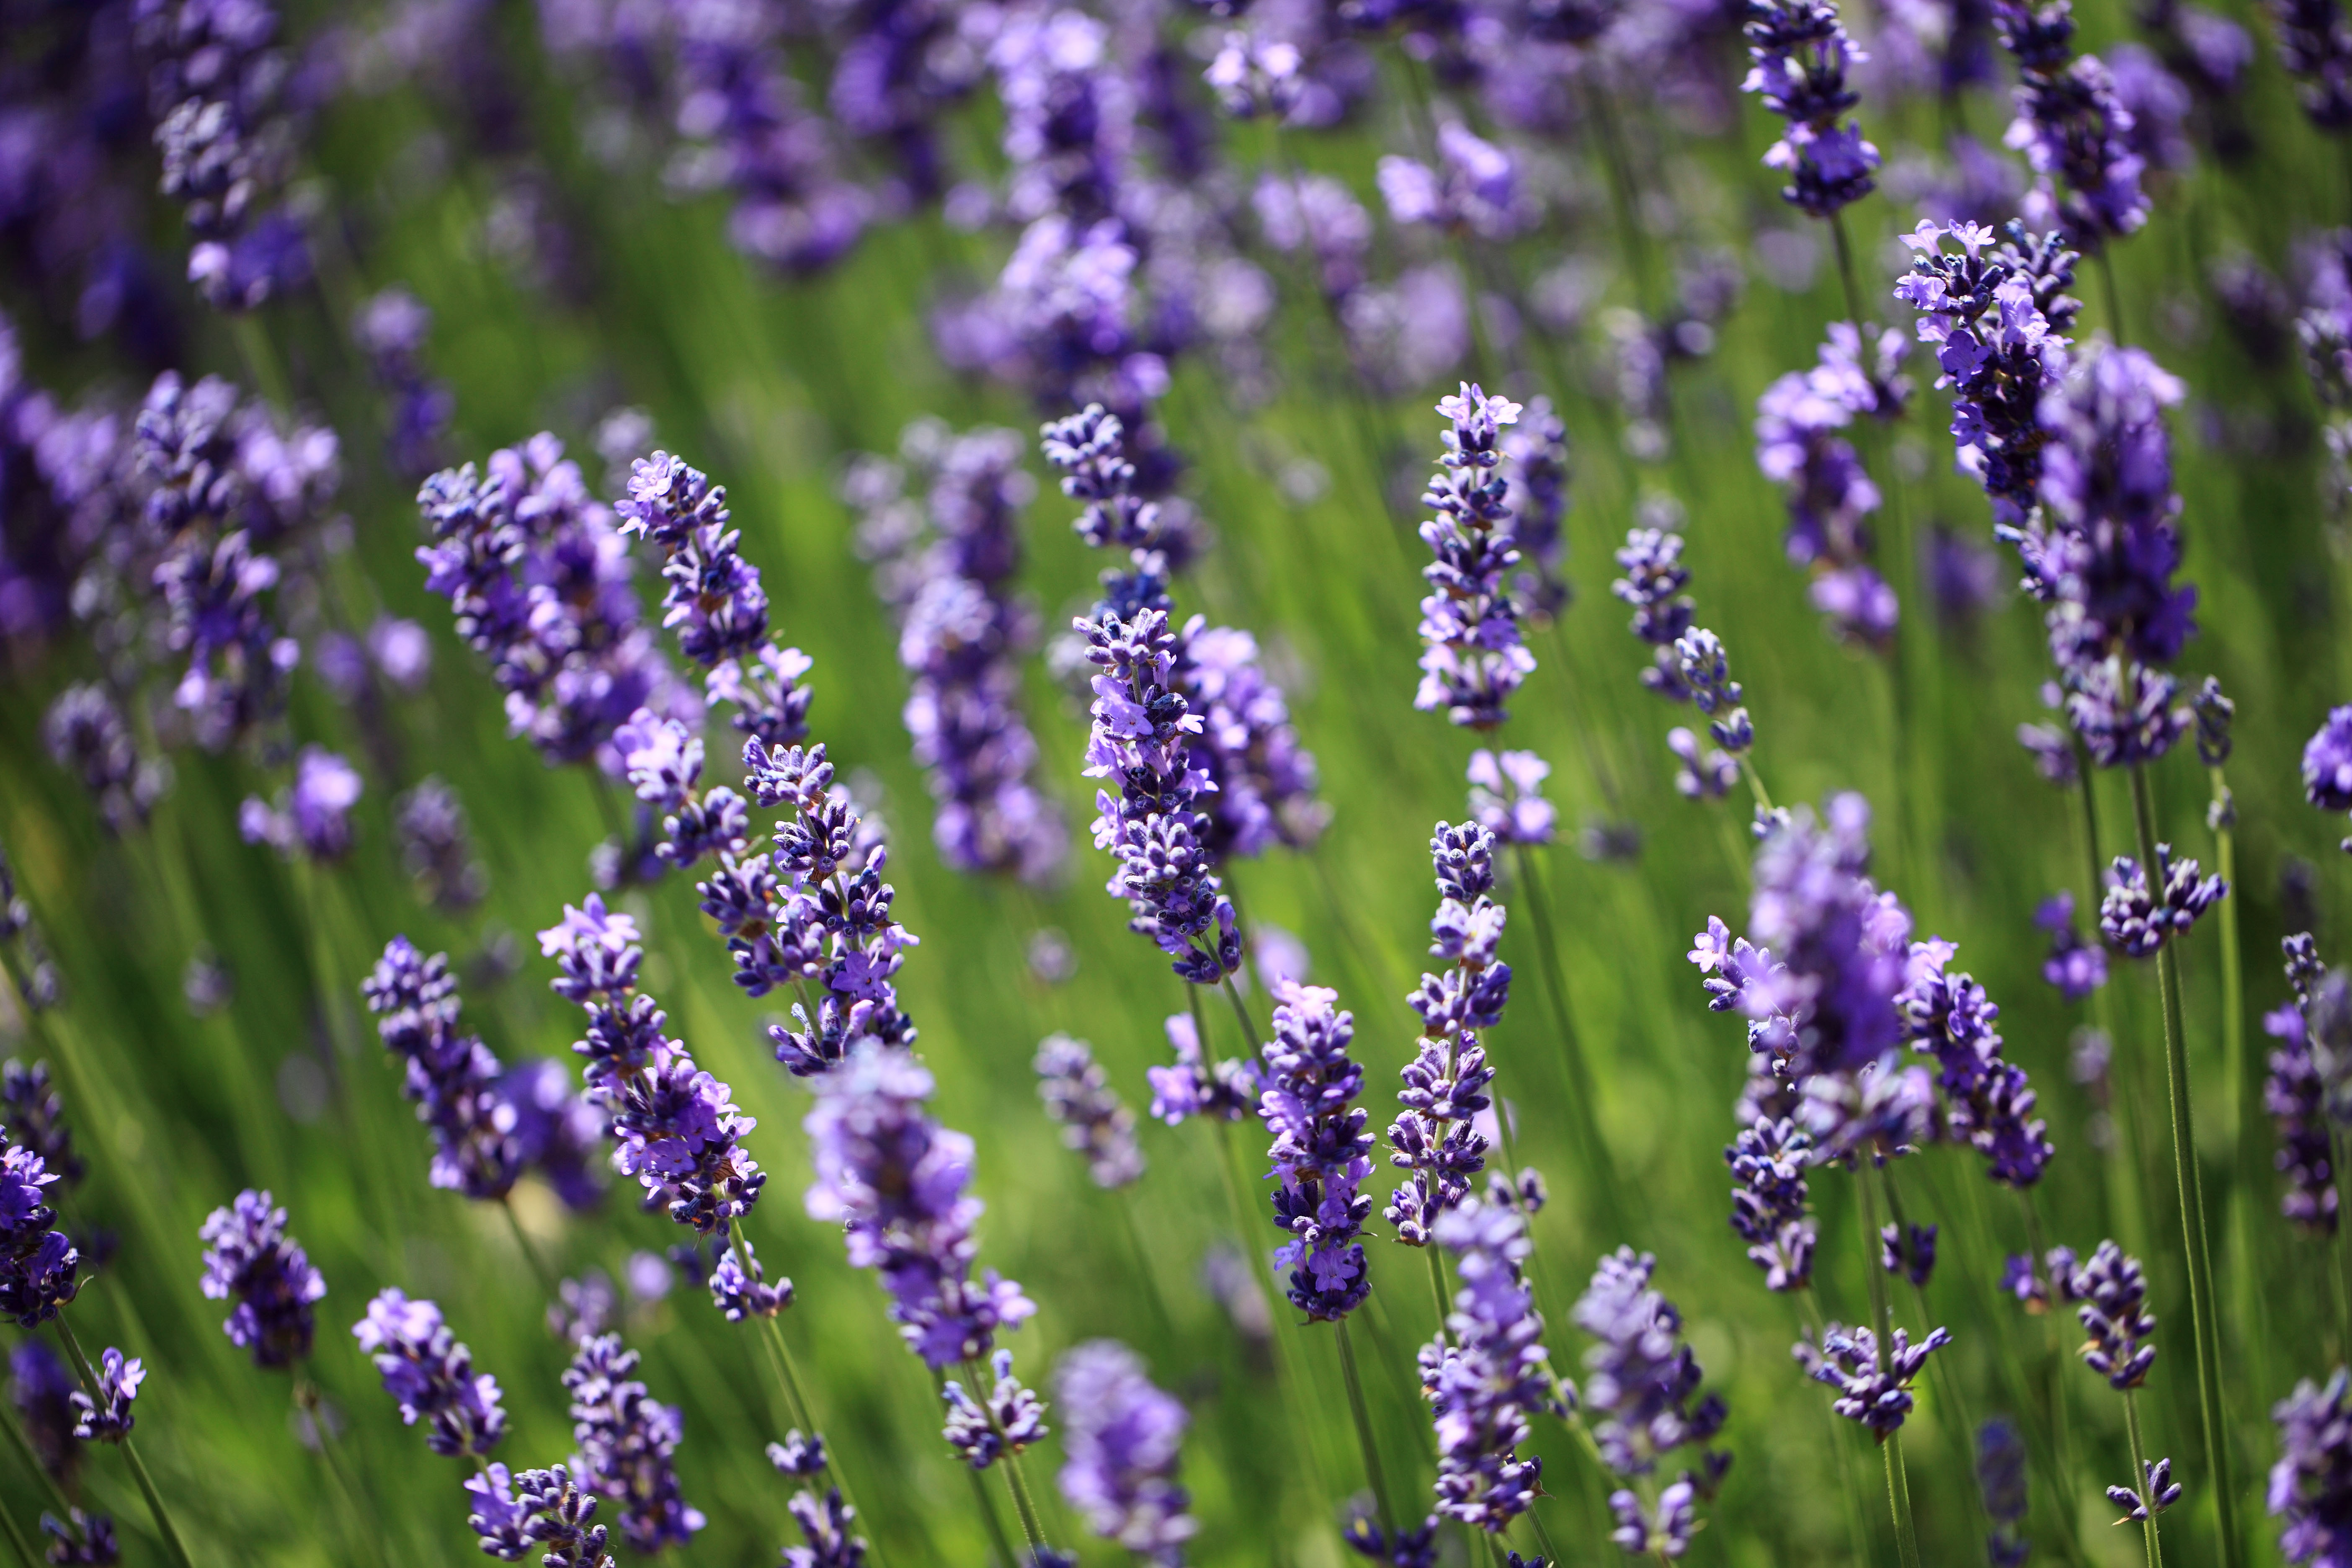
{"left": 4, "top": 0, "right": 2352, "bottom": 1564}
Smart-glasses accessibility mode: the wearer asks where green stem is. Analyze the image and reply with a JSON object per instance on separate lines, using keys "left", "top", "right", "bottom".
{"left": 0, "top": 1497, "right": 33, "bottom": 1568}
{"left": 1526, "top": 1506, "right": 1564, "bottom": 1567}
{"left": 1856, "top": 1171, "right": 1922, "bottom": 1568}
{"left": 296, "top": 1377, "right": 391, "bottom": 1568}
{"left": 2124, "top": 763, "right": 2240, "bottom": 1568}
{"left": 1883, "top": 1436, "right": 1921, "bottom": 1568}
{"left": 2097, "top": 251, "right": 2129, "bottom": 344}
{"left": 1739, "top": 756, "right": 1775, "bottom": 817}
{"left": 54, "top": 1315, "right": 196, "bottom": 1568}
{"left": 497, "top": 1197, "right": 558, "bottom": 1302}
{"left": 1424, "top": 1245, "right": 1455, "bottom": 1346}
{"left": 2122, "top": 1390, "right": 2164, "bottom": 1568}
{"left": 1220, "top": 976, "right": 1261, "bottom": 1056}
{"left": 1334, "top": 1320, "right": 1398, "bottom": 1542}
{"left": 1829, "top": 209, "right": 1872, "bottom": 330}
{"left": 965, "top": 1463, "right": 1021, "bottom": 1568}
{"left": 1510, "top": 847, "right": 1625, "bottom": 1238}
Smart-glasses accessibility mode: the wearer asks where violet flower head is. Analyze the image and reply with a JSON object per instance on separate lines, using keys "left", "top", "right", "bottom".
{"left": 198, "top": 1188, "right": 325, "bottom": 1369}
{"left": 2192, "top": 676, "right": 2235, "bottom": 768}
{"left": 2061, "top": 1239, "right": 2156, "bottom": 1389}
{"left": 1612, "top": 526, "right": 1697, "bottom": 701}
{"left": 353, "top": 287, "right": 454, "bottom": 480}
{"left": 39, "top": 1508, "right": 115, "bottom": 1567}
{"left": 2266, "top": 963, "right": 2339, "bottom": 1234}
{"left": 0, "top": 1064, "right": 80, "bottom": 1191}
{"left": 352, "top": 1289, "right": 506, "bottom": 1457}
{"left": 1796, "top": 1320, "right": 1952, "bottom": 1439}
{"left": 239, "top": 746, "right": 363, "bottom": 861}
{"left": 1725, "top": 1117, "right": 1816, "bottom": 1291}
{"left": 709, "top": 1239, "right": 791, "bottom": 1323}
{"left": 1669, "top": 729, "right": 1740, "bottom": 802}
{"left": 1977, "top": 1417, "right": 2032, "bottom": 1565}
{"left": 1035, "top": 1036, "right": 1145, "bottom": 1189}
{"left": 563, "top": 1331, "right": 706, "bottom": 1554}
{"left": 42, "top": 686, "right": 160, "bottom": 838}
{"left": 1040, "top": 405, "right": 1199, "bottom": 582}
{"left": 67, "top": 1351, "right": 140, "bottom": 1444}
{"left": 361, "top": 936, "right": 527, "bottom": 1202}
{"left": 1258, "top": 980, "right": 1375, "bottom": 1320}
{"left": 394, "top": 778, "right": 487, "bottom": 912}
{"left": 2304, "top": 707, "right": 2352, "bottom": 834}
{"left": 1181, "top": 623, "right": 1330, "bottom": 862}
{"left": 2270, "top": 0, "right": 2352, "bottom": 129}
{"left": 803, "top": 1043, "right": 1037, "bottom": 1368}
{"left": 1743, "top": 0, "right": 1881, "bottom": 217}
{"left": 1466, "top": 750, "right": 1555, "bottom": 847}
{"left": 11, "top": 1344, "right": 80, "bottom": 1485}
{"left": 1145, "top": 1011, "right": 1259, "bottom": 1127}
{"left": 2269, "top": 1365, "right": 2352, "bottom": 1566}
{"left": 1389, "top": 823, "right": 1506, "bottom": 1247}
{"left": 1055, "top": 1341, "right": 1192, "bottom": 1564}
{"left": 1377, "top": 122, "right": 1530, "bottom": 241}
{"left": 1754, "top": 324, "right": 1910, "bottom": 645}
{"left": 0, "top": 1132, "right": 80, "bottom": 1327}
{"left": 2099, "top": 846, "right": 2226, "bottom": 956}
{"left": 2111, "top": 1455, "right": 2182, "bottom": 1522}
{"left": 1994, "top": 0, "right": 2150, "bottom": 247}
{"left": 1573, "top": 1245, "right": 1729, "bottom": 1556}
{"left": 2035, "top": 890, "right": 2109, "bottom": 999}
{"left": 1674, "top": 631, "right": 1754, "bottom": 755}
{"left": 1416, "top": 383, "right": 1535, "bottom": 730}
{"left": 1898, "top": 936, "right": 2053, "bottom": 1185}
{"left": 942, "top": 1346, "right": 1048, "bottom": 1471}
{"left": 1500, "top": 399, "right": 1571, "bottom": 620}
{"left": 1423, "top": 1201, "right": 1558, "bottom": 1532}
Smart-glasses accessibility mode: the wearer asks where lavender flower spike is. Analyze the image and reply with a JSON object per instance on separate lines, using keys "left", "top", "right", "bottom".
{"left": 2266, "top": 942, "right": 2339, "bottom": 1233}
{"left": 1388, "top": 822, "right": 1506, "bottom": 1247}
{"left": 198, "top": 1189, "right": 325, "bottom": 1368}
{"left": 943, "top": 1347, "right": 1047, "bottom": 1471}
{"left": 2099, "top": 846, "right": 2226, "bottom": 956}
{"left": 2304, "top": 707, "right": 2352, "bottom": 850}
{"left": 1423, "top": 1201, "right": 1559, "bottom": 1532}
{"left": 563, "top": 1332, "right": 706, "bottom": 1553}
{"left": 1612, "top": 527, "right": 1697, "bottom": 702}
{"left": 1574, "top": 1246, "right": 1730, "bottom": 1558}
{"left": 1796, "top": 1321, "right": 1952, "bottom": 1439}
{"left": 1035, "top": 1036, "right": 1146, "bottom": 1188}
{"left": 1995, "top": 0, "right": 2151, "bottom": 247}
{"left": 2270, "top": 0, "right": 2352, "bottom": 129}
{"left": 2269, "top": 1365, "right": 2352, "bottom": 1565}
{"left": 2057, "top": 1240, "right": 2156, "bottom": 1389}
{"left": 1416, "top": 384, "right": 1535, "bottom": 730}
{"left": 0, "top": 1127, "right": 79, "bottom": 1326}
{"left": 1258, "top": 980, "right": 1376, "bottom": 1320}
{"left": 67, "top": 1351, "right": 140, "bottom": 1443}
{"left": 352, "top": 1289, "right": 506, "bottom": 1457}
{"left": 1725, "top": 1117, "right": 1816, "bottom": 1291}
{"left": 1055, "top": 1341, "right": 1195, "bottom": 1564}
{"left": 1743, "top": 0, "right": 1880, "bottom": 216}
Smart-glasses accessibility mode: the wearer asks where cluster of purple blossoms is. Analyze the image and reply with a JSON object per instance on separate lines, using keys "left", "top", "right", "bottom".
{"left": 1994, "top": 0, "right": 2151, "bottom": 248}
{"left": 1725, "top": 1117, "right": 1817, "bottom": 1290}
{"left": 1144, "top": 1011, "right": 1259, "bottom": 1127}
{"left": 1257, "top": 980, "right": 1374, "bottom": 1320}
{"left": 1500, "top": 400, "right": 1572, "bottom": 622}
{"left": 2057, "top": 1239, "right": 2157, "bottom": 1388}
{"left": 1387, "top": 823, "right": 1508, "bottom": 1247}
{"left": 1419, "top": 1201, "right": 1557, "bottom": 1532}
{"left": 238, "top": 745, "right": 363, "bottom": 861}
{"left": 137, "top": 0, "right": 312, "bottom": 309}
{"left": 364, "top": 936, "right": 605, "bottom": 1208}
{"left": 2035, "top": 890, "right": 2110, "bottom": 998}
{"left": 1753, "top": 323, "right": 1909, "bottom": 646}
{"left": 197, "top": 1189, "right": 325, "bottom": 1369}
{"left": 469, "top": 1462, "right": 616, "bottom": 1568}
{"left": 42, "top": 685, "right": 162, "bottom": 838}
{"left": 1612, "top": 527, "right": 1697, "bottom": 704}
{"left": 69, "top": 1350, "right": 141, "bottom": 1444}
{"left": 2099, "top": 843, "right": 2226, "bottom": 954}
{"left": 8, "top": 1342, "right": 81, "bottom": 1485}
{"left": 734, "top": 738, "right": 923, "bottom": 1075}
{"left": 1977, "top": 1418, "right": 2032, "bottom": 1568}
{"left": 1797, "top": 1320, "right": 1952, "bottom": 1439}
{"left": 1898, "top": 937, "right": 2053, "bottom": 1184}
{"left": 768, "top": 1431, "right": 868, "bottom": 1568}
{"left": 2014, "top": 343, "right": 2201, "bottom": 767}
{"left": 416, "top": 435, "right": 693, "bottom": 778}
{"left": 803, "top": 1043, "right": 1038, "bottom": 1369}
{"left": 2265, "top": 934, "right": 2342, "bottom": 1233}
{"left": 1034, "top": 1036, "right": 1146, "bottom": 1188}
{"left": 0, "top": 1122, "right": 80, "bottom": 1327}
{"left": 353, "top": 1289, "right": 507, "bottom": 1458}
{"left": 1743, "top": 0, "right": 1880, "bottom": 217}
{"left": 1416, "top": 384, "right": 1535, "bottom": 731}
{"left": 847, "top": 424, "right": 1066, "bottom": 882}
{"left": 941, "top": 1346, "right": 1047, "bottom": 1470}
{"left": 614, "top": 709, "right": 751, "bottom": 873}
{"left": 1072, "top": 601, "right": 1241, "bottom": 986}
{"left": 2305, "top": 706, "right": 2352, "bottom": 849}
{"left": 1, "top": 1063, "right": 81, "bottom": 1191}
{"left": 2269, "top": 1365, "right": 2352, "bottom": 1566}
{"left": 2270, "top": 0, "right": 2352, "bottom": 128}
{"left": 1894, "top": 220, "right": 2081, "bottom": 526}
{"left": 1053, "top": 1341, "right": 1194, "bottom": 1564}
{"left": 1466, "top": 750, "right": 1556, "bottom": 847}
{"left": 1377, "top": 122, "right": 1532, "bottom": 242}
{"left": 536, "top": 897, "right": 765, "bottom": 1235}
{"left": 1573, "top": 1246, "right": 1730, "bottom": 1558}
{"left": 41, "top": 1507, "right": 116, "bottom": 1567}
{"left": 394, "top": 778, "right": 488, "bottom": 913}
{"left": 563, "top": 1332, "right": 705, "bottom": 1553}
{"left": 352, "top": 287, "right": 454, "bottom": 480}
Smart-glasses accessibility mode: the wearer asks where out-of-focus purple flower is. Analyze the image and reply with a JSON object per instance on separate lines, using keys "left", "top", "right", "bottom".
{"left": 1994, "top": 0, "right": 2149, "bottom": 246}
{"left": 2268, "top": 936, "right": 2343, "bottom": 1233}
{"left": 2269, "top": 0, "right": 2352, "bottom": 128}
{"left": 199, "top": 1189, "right": 325, "bottom": 1369}
{"left": 2269, "top": 1364, "right": 2352, "bottom": 1565}
{"left": 1254, "top": 172, "right": 1372, "bottom": 302}
{"left": 1257, "top": 981, "right": 1374, "bottom": 1320}
{"left": 1669, "top": 728, "right": 1739, "bottom": 801}
{"left": 2106, "top": 44, "right": 2193, "bottom": 172}
{"left": 1500, "top": 397, "right": 1571, "bottom": 620}
{"left": 240, "top": 745, "right": 362, "bottom": 861}
{"left": 1422, "top": 1201, "right": 1559, "bottom": 1532}
{"left": 1377, "top": 123, "right": 1529, "bottom": 240}
{"left": 1742, "top": 0, "right": 1880, "bottom": 216}
{"left": 563, "top": 1332, "right": 706, "bottom": 1553}
{"left": 394, "top": 777, "right": 487, "bottom": 912}
{"left": 1900, "top": 936, "right": 2053, "bottom": 1185}
{"left": 2304, "top": 707, "right": 2352, "bottom": 825}
{"left": 849, "top": 424, "right": 1066, "bottom": 883}
{"left": 1145, "top": 1011, "right": 1258, "bottom": 1126}
{"left": 1573, "top": 1245, "right": 1728, "bottom": 1556}
{"left": 1054, "top": 1341, "right": 1190, "bottom": 1563}
{"left": 38, "top": 1507, "right": 115, "bottom": 1567}
{"left": 1925, "top": 524, "right": 2004, "bottom": 626}
{"left": 2099, "top": 846, "right": 2226, "bottom": 956}
{"left": 1416, "top": 384, "right": 1534, "bottom": 730}
{"left": 1035, "top": 1036, "right": 1145, "bottom": 1188}
{"left": 11, "top": 1343, "right": 81, "bottom": 1484}
{"left": 66, "top": 1350, "right": 139, "bottom": 1444}
{"left": 42, "top": 686, "right": 160, "bottom": 838}
{"left": 2035, "top": 891, "right": 2109, "bottom": 998}
{"left": 1389, "top": 823, "right": 1506, "bottom": 1247}
{"left": 353, "top": 287, "right": 453, "bottom": 479}
{"left": 804, "top": 1043, "right": 1037, "bottom": 1368}
{"left": 1725, "top": 1117, "right": 1816, "bottom": 1290}
{"left": 0, "top": 1063, "right": 79, "bottom": 1193}
{"left": 1754, "top": 328, "right": 1907, "bottom": 646}
{"left": 1880, "top": 1220, "right": 1937, "bottom": 1286}
{"left": 353, "top": 1288, "right": 506, "bottom": 1457}
{"left": 1796, "top": 1320, "right": 1952, "bottom": 1438}
{"left": 942, "top": 1346, "right": 1048, "bottom": 1472}
{"left": 1978, "top": 1417, "right": 2032, "bottom": 1566}
{"left": 1466, "top": 750, "right": 1555, "bottom": 846}
{"left": 369, "top": 615, "right": 433, "bottom": 691}
{"left": 363, "top": 936, "right": 529, "bottom": 1201}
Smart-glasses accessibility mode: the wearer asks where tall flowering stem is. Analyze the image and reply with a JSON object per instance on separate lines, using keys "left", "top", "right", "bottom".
{"left": 50, "top": 1315, "right": 193, "bottom": 1568}
{"left": 1415, "top": 384, "right": 1534, "bottom": 730}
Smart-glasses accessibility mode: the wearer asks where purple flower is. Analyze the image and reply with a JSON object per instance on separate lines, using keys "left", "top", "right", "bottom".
{"left": 1742, "top": 0, "right": 1881, "bottom": 216}
{"left": 42, "top": 686, "right": 160, "bottom": 838}
{"left": 2035, "top": 891, "right": 2109, "bottom": 999}
{"left": 804, "top": 1044, "right": 1037, "bottom": 1368}
{"left": 352, "top": 1289, "right": 506, "bottom": 1457}
{"left": 1377, "top": 122, "right": 1529, "bottom": 240}
{"left": 467, "top": 1462, "right": 534, "bottom": 1561}
{"left": 2057, "top": 1239, "right": 2156, "bottom": 1388}
{"left": 2268, "top": 936, "right": 2344, "bottom": 1233}
{"left": 1423, "top": 1202, "right": 1559, "bottom": 1531}
{"left": 1611, "top": 530, "right": 1695, "bottom": 701}
{"left": 1258, "top": 981, "right": 1375, "bottom": 1320}
{"left": 1669, "top": 729, "right": 1740, "bottom": 801}
{"left": 1500, "top": 399, "right": 1571, "bottom": 620}
{"left": 564, "top": 1332, "right": 706, "bottom": 1553}
{"left": 1466, "top": 751, "right": 1555, "bottom": 846}
{"left": 1725, "top": 1117, "right": 1816, "bottom": 1291}
{"left": 2270, "top": 0, "right": 2352, "bottom": 127}
{"left": 1995, "top": 0, "right": 2150, "bottom": 247}
{"left": 1054, "top": 1341, "right": 1190, "bottom": 1563}
{"left": 362, "top": 937, "right": 528, "bottom": 1202}
{"left": 2112, "top": 1454, "right": 2182, "bottom": 1522}
{"left": 1675, "top": 631, "right": 1754, "bottom": 755}
{"left": 1898, "top": 939, "right": 2053, "bottom": 1185}
{"left": 67, "top": 1349, "right": 139, "bottom": 1443}
{"left": 709, "top": 1240, "right": 791, "bottom": 1323}
{"left": 38, "top": 1507, "right": 115, "bottom": 1567}
{"left": 198, "top": 1189, "right": 325, "bottom": 1369}
{"left": 1417, "top": 383, "right": 1536, "bottom": 730}
{"left": 1754, "top": 344, "right": 1898, "bottom": 646}
{"left": 0, "top": 1135, "right": 79, "bottom": 1327}
{"left": 393, "top": 778, "right": 487, "bottom": 912}
{"left": 944, "top": 1346, "right": 1050, "bottom": 1472}
{"left": 0, "top": 1063, "right": 80, "bottom": 1192}
{"left": 2304, "top": 706, "right": 2352, "bottom": 817}
{"left": 2269, "top": 1365, "right": 2352, "bottom": 1566}
{"left": 1796, "top": 1321, "right": 1952, "bottom": 1439}
{"left": 2099, "top": 846, "right": 2226, "bottom": 956}
{"left": 1035, "top": 1036, "right": 1145, "bottom": 1189}
{"left": 1570, "top": 1249, "right": 1727, "bottom": 1558}
{"left": 239, "top": 746, "right": 363, "bottom": 861}
{"left": 353, "top": 288, "right": 454, "bottom": 480}
{"left": 1977, "top": 1418, "right": 2032, "bottom": 1566}
{"left": 1389, "top": 823, "right": 1507, "bottom": 1247}
{"left": 12, "top": 1344, "right": 81, "bottom": 1484}
{"left": 1145, "top": 1012, "right": 1259, "bottom": 1127}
